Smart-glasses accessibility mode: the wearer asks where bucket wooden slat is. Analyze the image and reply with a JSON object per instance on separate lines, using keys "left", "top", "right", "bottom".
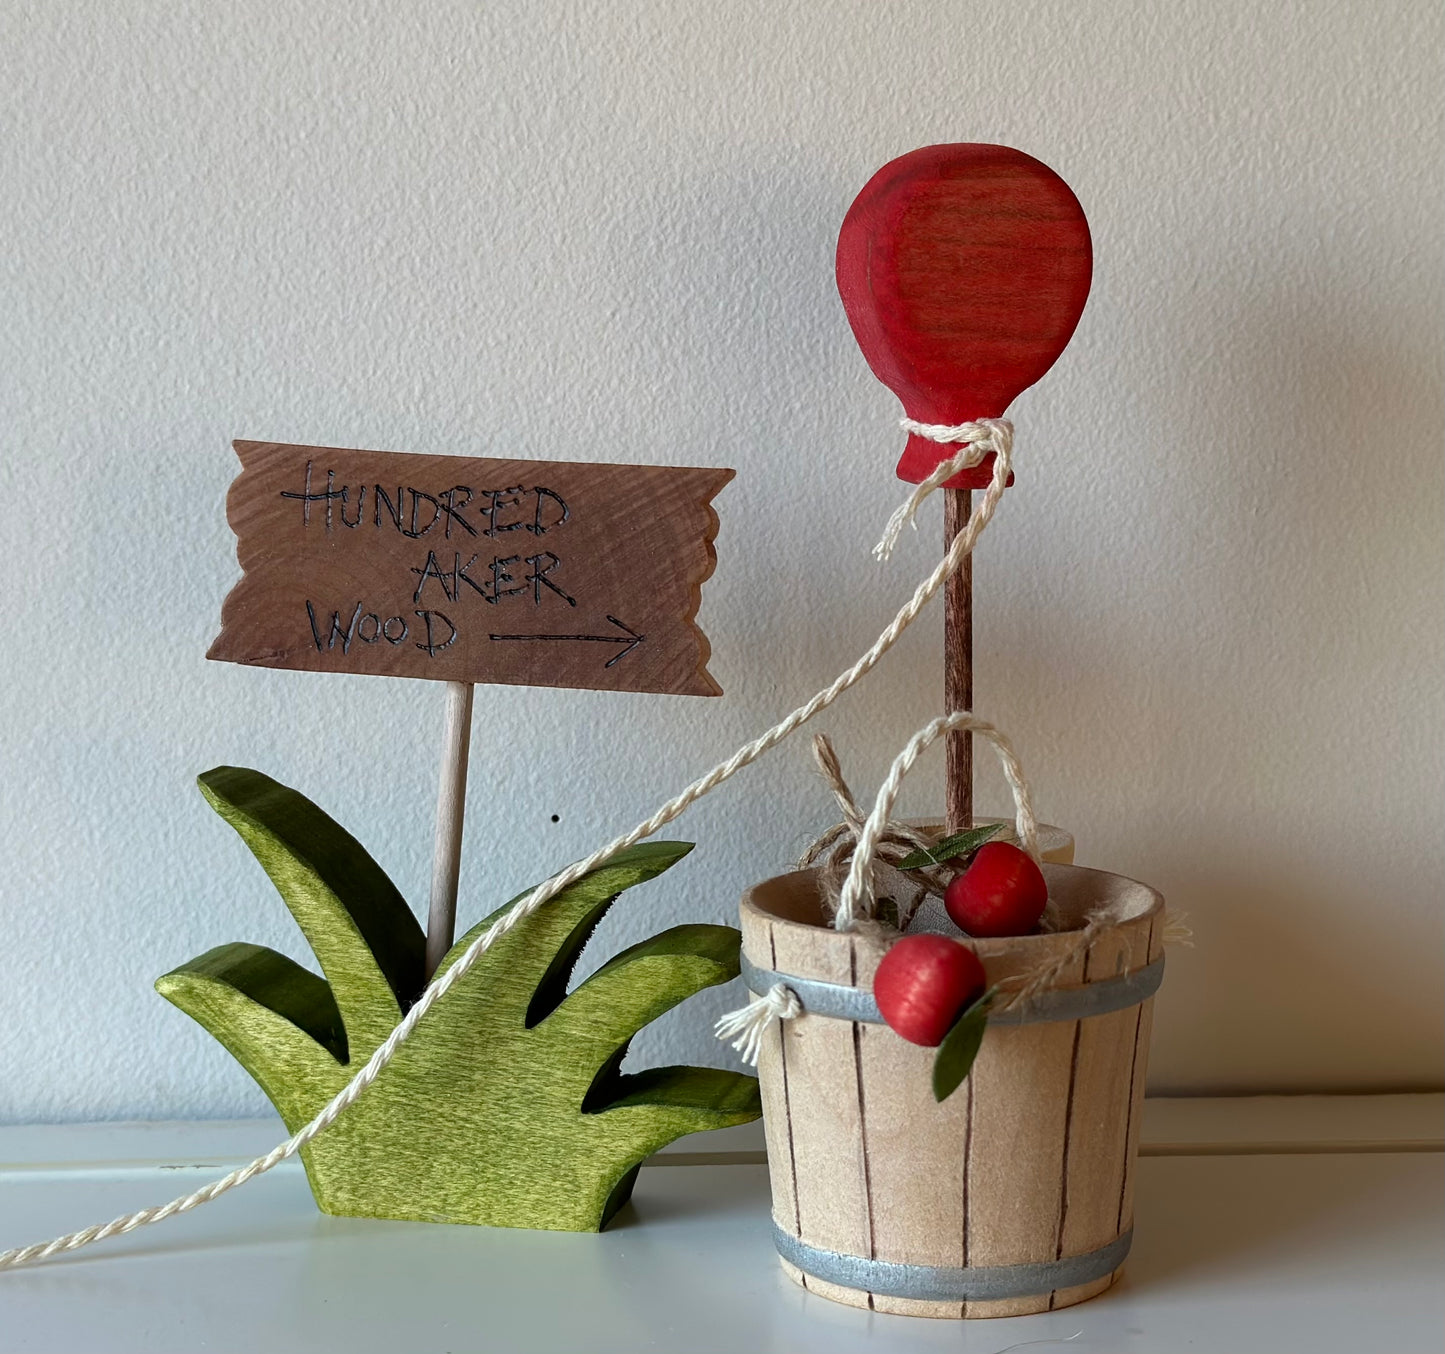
{"left": 1045, "top": 919, "right": 1153, "bottom": 1310}
{"left": 778, "top": 1258, "right": 875, "bottom": 1312}
{"left": 858, "top": 1022, "right": 969, "bottom": 1317}
{"left": 1116, "top": 913, "right": 1163, "bottom": 1237}
{"left": 768, "top": 917, "right": 874, "bottom": 1265}
{"left": 959, "top": 949, "right": 1086, "bottom": 1317}
{"left": 753, "top": 946, "right": 801, "bottom": 1237}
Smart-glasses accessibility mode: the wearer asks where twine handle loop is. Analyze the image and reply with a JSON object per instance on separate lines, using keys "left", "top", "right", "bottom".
{"left": 834, "top": 712, "right": 1039, "bottom": 931}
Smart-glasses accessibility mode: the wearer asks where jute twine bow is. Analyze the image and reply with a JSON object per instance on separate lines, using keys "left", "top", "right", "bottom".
{"left": 799, "top": 732, "right": 968, "bottom": 929}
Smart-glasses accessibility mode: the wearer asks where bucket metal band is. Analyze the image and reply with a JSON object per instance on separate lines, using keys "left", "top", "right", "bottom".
{"left": 740, "top": 953, "right": 1163, "bottom": 1027}
{"left": 772, "top": 1222, "right": 1133, "bottom": 1302}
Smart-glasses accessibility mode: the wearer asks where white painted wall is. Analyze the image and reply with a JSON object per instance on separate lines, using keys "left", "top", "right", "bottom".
{"left": 1, "top": 1, "right": 1439, "bottom": 1123}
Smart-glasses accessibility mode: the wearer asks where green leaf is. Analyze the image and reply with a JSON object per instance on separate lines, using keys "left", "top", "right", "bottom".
{"left": 158, "top": 941, "right": 348, "bottom": 1062}
{"left": 932, "top": 986, "right": 999, "bottom": 1103}
{"left": 198, "top": 767, "right": 425, "bottom": 1053}
{"left": 896, "top": 823, "right": 1003, "bottom": 872}
{"left": 874, "top": 896, "right": 901, "bottom": 930}
{"left": 550, "top": 923, "right": 742, "bottom": 1082}
{"left": 435, "top": 841, "right": 695, "bottom": 1007}
{"left": 156, "top": 943, "right": 351, "bottom": 1128}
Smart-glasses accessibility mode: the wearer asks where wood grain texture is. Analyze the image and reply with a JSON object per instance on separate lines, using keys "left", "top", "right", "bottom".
{"left": 1117, "top": 913, "right": 1165, "bottom": 1238}
{"left": 740, "top": 904, "right": 801, "bottom": 1240}
{"left": 859, "top": 1017, "right": 968, "bottom": 1318}
{"left": 960, "top": 944, "right": 1086, "bottom": 1318}
{"left": 209, "top": 441, "right": 733, "bottom": 696}
{"left": 157, "top": 768, "right": 760, "bottom": 1232}
{"left": 836, "top": 143, "right": 1092, "bottom": 488}
{"left": 943, "top": 488, "right": 973, "bottom": 832}
{"left": 740, "top": 861, "right": 1161, "bottom": 1319}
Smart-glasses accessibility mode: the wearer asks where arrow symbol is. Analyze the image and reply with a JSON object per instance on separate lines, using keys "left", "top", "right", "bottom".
{"left": 489, "top": 615, "right": 645, "bottom": 668}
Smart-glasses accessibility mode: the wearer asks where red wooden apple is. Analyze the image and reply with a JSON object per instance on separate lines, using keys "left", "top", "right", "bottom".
{"left": 944, "top": 841, "right": 1048, "bottom": 937}
{"left": 835, "top": 144, "right": 1092, "bottom": 489}
{"left": 874, "top": 934, "right": 987, "bottom": 1047}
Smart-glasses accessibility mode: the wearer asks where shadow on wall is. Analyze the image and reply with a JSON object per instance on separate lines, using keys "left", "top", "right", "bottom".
{"left": 1143, "top": 851, "right": 1442, "bottom": 1096}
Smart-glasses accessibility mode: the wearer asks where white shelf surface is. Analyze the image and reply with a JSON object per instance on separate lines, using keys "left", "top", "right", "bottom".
{"left": 0, "top": 1096, "right": 1440, "bottom": 1353}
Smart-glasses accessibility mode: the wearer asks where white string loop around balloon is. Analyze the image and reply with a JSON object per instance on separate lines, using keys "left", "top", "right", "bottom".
{"left": 873, "top": 418, "right": 1005, "bottom": 560}
{"left": 0, "top": 419, "right": 1014, "bottom": 1272}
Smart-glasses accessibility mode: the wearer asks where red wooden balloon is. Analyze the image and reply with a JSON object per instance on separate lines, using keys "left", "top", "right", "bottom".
{"left": 836, "top": 144, "right": 1092, "bottom": 488}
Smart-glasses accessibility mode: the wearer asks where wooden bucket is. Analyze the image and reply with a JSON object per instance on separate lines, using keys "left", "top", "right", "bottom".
{"left": 739, "top": 855, "right": 1164, "bottom": 1318}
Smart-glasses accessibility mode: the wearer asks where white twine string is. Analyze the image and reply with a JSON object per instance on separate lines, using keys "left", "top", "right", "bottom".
{"left": 714, "top": 983, "right": 801, "bottom": 1066}
{"left": 874, "top": 418, "right": 1004, "bottom": 560}
{"left": 0, "top": 418, "right": 1013, "bottom": 1272}
{"left": 836, "top": 711, "right": 1039, "bottom": 930}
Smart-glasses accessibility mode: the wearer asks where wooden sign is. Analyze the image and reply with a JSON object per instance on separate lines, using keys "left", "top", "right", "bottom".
{"left": 208, "top": 441, "right": 733, "bottom": 697}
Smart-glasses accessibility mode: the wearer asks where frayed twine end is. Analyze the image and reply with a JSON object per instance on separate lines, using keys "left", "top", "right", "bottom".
{"left": 714, "top": 983, "right": 801, "bottom": 1066}
{"left": 1163, "top": 908, "right": 1195, "bottom": 947}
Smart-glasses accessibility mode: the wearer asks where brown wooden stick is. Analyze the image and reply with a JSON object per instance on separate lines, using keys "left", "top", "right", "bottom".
{"left": 425, "top": 681, "right": 475, "bottom": 978}
{"left": 944, "top": 488, "right": 973, "bottom": 833}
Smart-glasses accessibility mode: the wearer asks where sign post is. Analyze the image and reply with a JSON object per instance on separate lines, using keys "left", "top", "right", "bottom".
{"left": 427, "top": 680, "right": 475, "bottom": 976}
{"left": 210, "top": 439, "right": 733, "bottom": 971}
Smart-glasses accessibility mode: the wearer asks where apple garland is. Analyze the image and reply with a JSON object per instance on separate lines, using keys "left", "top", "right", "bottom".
{"left": 874, "top": 831, "right": 1050, "bottom": 1100}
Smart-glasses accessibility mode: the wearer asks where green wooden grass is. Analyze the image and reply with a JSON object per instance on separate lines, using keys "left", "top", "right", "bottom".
{"left": 157, "top": 767, "right": 760, "bottom": 1231}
